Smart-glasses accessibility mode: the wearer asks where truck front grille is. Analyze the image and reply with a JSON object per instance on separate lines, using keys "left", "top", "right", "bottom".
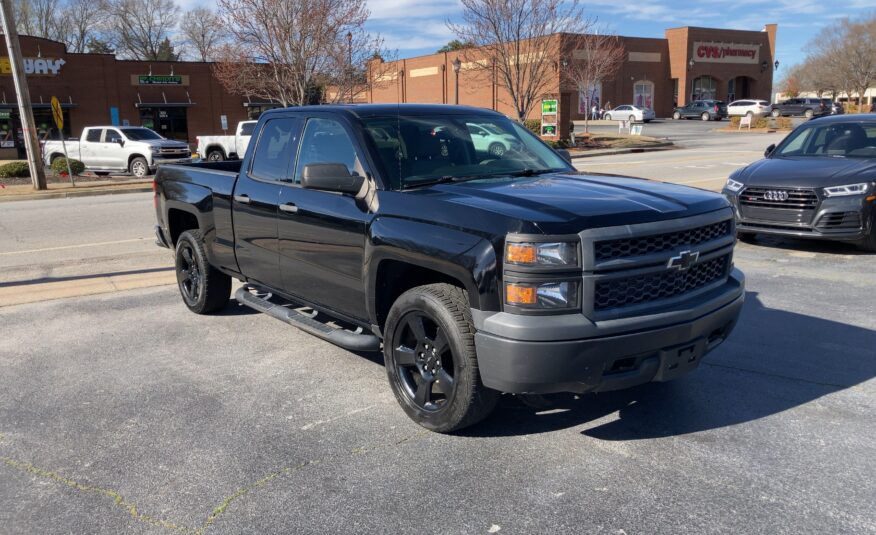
{"left": 594, "top": 254, "right": 730, "bottom": 310}
{"left": 579, "top": 210, "right": 736, "bottom": 318}
{"left": 594, "top": 220, "right": 731, "bottom": 261}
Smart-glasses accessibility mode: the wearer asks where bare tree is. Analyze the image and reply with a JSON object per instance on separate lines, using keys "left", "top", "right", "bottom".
{"left": 214, "top": 0, "right": 381, "bottom": 107}
{"left": 563, "top": 31, "right": 624, "bottom": 133}
{"left": 102, "top": 0, "right": 180, "bottom": 61}
{"left": 804, "top": 16, "right": 876, "bottom": 111}
{"left": 448, "top": 0, "right": 593, "bottom": 122}
{"left": 13, "top": 0, "right": 63, "bottom": 41}
{"left": 63, "top": 0, "right": 108, "bottom": 53}
{"left": 180, "top": 7, "right": 225, "bottom": 62}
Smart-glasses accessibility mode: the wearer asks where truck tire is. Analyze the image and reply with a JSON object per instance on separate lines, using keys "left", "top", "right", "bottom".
{"left": 174, "top": 230, "right": 231, "bottom": 314}
{"left": 130, "top": 156, "right": 149, "bottom": 177}
{"left": 383, "top": 283, "right": 499, "bottom": 432}
{"left": 206, "top": 149, "right": 225, "bottom": 162}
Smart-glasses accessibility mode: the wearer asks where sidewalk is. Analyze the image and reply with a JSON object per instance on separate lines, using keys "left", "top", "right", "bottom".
{"left": 568, "top": 142, "right": 675, "bottom": 159}
{"left": 0, "top": 178, "right": 152, "bottom": 202}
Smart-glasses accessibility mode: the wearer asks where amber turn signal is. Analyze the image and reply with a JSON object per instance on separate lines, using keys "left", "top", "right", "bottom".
{"left": 505, "top": 243, "right": 537, "bottom": 264}
{"left": 505, "top": 283, "right": 537, "bottom": 305}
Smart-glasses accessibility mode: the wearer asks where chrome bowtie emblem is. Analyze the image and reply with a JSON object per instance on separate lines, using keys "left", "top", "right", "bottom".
{"left": 763, "top": 190, "right": 790, "bottom": 201}
{"left": 667, "top": 250, "right": 700, "bottom": 271}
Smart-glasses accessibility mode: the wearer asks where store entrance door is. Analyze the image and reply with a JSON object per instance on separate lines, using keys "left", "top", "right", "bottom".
{"left": 139, "top": 107, "right": 189, "bottom": 142}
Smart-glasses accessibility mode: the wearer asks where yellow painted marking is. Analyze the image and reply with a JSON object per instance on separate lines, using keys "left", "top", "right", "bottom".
{"left": 0, "top": 238, "right": 151, "bottom": 256}
{"left": 0, "top": 267, "right": 176, "bottom": 307}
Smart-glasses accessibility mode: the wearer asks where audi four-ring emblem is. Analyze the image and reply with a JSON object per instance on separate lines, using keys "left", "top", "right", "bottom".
{"left": 763, "top": 190, "right": 790, "bottom": 201}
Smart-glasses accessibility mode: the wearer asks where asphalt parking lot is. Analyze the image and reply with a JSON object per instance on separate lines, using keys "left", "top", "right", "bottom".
{"left": 1, "top": 121, "right": 874, "bottom": 533}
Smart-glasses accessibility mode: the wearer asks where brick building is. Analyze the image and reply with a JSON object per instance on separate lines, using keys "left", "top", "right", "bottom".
{"left": 367, "top": 24, "right": 778, "bottom": 139}
{"left": 0, "top": 36, "right": 273, "bottom": 160}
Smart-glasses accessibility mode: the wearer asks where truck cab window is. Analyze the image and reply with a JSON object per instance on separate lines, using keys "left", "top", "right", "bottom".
{"left": 295, "top": 118, "right": 363, "bottom": 183}
{"left": 86, "top": 129, "right": 102, "bottom": 142}
{"left": 105, "top": 129, "right": 122, "bottom": 143}
{"left": 250, "top": 118, "right": 298, "bottom": 181}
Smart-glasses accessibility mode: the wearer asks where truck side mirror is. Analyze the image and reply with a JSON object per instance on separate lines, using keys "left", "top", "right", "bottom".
{"left": 302, "top": 163, "right": 364, "bottom": 195}
{"left": 764, "top": 143, "right": 776, "bottom": 158}
{"left": 116, "top": 138, "right": 125, "bottom": 147}
{"left": 556, "top": 149, "right": 572, "bottom": 163}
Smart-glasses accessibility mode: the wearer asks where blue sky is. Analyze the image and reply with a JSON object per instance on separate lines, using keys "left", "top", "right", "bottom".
{"left": 176, "top": 0, "right": 876, "bottom": 69}
{"left": 362, "top": 0, "right": 876, "bottom": 69}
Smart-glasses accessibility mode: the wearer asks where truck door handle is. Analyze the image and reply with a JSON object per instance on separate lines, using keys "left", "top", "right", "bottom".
{"left": 279, "top": 202, "right": 298, "bottom": 213}
{"left": 233, "top": 194, "right": 250, "bottom": 204}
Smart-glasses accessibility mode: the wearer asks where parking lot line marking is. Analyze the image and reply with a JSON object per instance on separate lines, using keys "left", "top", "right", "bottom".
{"left": 0, "top": 238, "right": 151, "bottom": 256}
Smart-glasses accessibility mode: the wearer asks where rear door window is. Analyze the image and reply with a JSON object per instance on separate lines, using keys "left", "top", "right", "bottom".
{"left": 249, "top": 117, "right": 301, "bottom": 181}
{"left": 85, "top": 129, "right": 102, "bottom": 142}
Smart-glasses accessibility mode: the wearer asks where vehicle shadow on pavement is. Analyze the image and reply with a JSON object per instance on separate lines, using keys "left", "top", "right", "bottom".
{"left": 464, "top": 291, "right": 875, "bottom": 438}
{"left": 743, "top": 234, "right": 874, "bottom": 256}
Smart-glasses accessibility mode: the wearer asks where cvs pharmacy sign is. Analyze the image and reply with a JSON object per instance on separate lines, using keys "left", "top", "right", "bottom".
{"left": 693, "top": 42, "right": 759, "bottom": 64}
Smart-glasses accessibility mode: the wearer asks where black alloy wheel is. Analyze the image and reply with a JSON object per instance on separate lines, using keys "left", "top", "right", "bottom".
{"left": 384, "top": 284, "right": 499, "bottom": 432}
{"left": 392, "top": 311, "right": 457, "bottom": 412}
{"left": 174, "top": 230, "right": 231, "bottom": 314}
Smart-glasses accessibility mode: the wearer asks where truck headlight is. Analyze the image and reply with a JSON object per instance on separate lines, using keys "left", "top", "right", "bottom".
{"left": 725, "top": 178, "right": 744, "bottom": 192}
{"left": 505, "top": 280, "right": 579, "bottom": 309}
{"left": 505, "top": 241, "right": 578, "bottom": 267}
{"left": 151, "top": 146, "right": 161, "bottom": 154}
{"left": 823, "top": 183, "right": 869, "bottom": 197}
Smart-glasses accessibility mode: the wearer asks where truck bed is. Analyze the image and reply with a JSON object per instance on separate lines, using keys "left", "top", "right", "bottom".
{"left": 156, "top": 160, "right": 242, "bottom": 197}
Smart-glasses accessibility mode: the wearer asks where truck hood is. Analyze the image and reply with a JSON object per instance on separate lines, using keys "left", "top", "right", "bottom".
{"left": 736, "top": 157, "right": 876, "bottom": 188}
{"left": 144, "top": 139, "right": 189, "bottom": 149}
{"left": 415, "top": 173, "right": 729, "bottom": 234}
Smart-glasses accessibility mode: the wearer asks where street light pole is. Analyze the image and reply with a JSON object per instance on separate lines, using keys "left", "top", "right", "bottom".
{"left": 452, "top": 58, "right": 461, "bottom": 105}
{"left": 0, "top": 0, "right": 47, "bottom": 190}
{"left": 347, "top": 31, "right": 353, "bottom": 104}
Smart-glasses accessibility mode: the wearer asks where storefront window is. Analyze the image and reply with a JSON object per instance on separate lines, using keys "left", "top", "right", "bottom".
{"left": 139, "top": 107, "right": 189, "bottom": 141}
{"left": 633, "top": 81, "right": 654, "bottom": 109}
{"left": 692, "top": 76, "right": 717, "bottom": 101}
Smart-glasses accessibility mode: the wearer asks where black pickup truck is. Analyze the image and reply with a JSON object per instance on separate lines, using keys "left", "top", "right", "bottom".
{"left": 154, "top": 104, "right": 744, "bottom": 432}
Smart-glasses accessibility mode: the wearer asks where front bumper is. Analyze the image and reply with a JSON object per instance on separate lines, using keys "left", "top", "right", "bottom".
{"left": 472, "top": 269, "right": 745, "bottom": 394}
{"left": 724, "top": 190, "right": 874, "bottom": 242}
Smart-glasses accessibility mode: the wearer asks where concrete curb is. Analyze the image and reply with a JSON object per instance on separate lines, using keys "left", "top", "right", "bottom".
{"left": 569, "top": 142, "right": 675, "bottom": 159}
{"left": 0, "top": 185, "right": 153, "bottom": 203}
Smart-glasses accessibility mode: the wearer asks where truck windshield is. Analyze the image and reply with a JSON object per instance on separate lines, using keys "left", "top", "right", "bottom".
{"left": 361, "top": 114, "right": 572, "bottom": 189}
{"left": 774, "top": 121, "right": 876, "bottom": 159}
{"left": 120, "top": 127, "right": 163, "bottom": 141}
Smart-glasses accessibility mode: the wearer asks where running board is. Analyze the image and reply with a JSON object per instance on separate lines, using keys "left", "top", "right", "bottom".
{"left": 235, "top": 285, "right": 381, "bottom": 352}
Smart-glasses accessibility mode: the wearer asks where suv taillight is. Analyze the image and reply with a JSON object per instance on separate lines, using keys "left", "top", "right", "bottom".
{"left": 714, "top": 105, "right": 719, "bottom": 112}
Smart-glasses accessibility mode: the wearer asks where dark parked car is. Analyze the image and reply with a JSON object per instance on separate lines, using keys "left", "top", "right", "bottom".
{"left": 155, "top": 104, "right": 745, "bottom": 432}
{"left": 723, "top": 115, "right": 876, "bottom": 251}
{"left": 770, "top": 97, "right": 829, "bottom": 119}
{"left": 672, "top": 100, "right": 727, "bottom": 121}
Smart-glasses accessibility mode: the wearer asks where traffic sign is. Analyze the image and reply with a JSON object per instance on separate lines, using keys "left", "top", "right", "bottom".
{"left": 50, "top": 96, "right": 63, "bottom": 129}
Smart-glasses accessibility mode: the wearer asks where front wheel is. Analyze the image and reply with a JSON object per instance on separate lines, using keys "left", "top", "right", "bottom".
{"left": 701, "top": 112, "right": 710, "bottom": 121}
{"left": 175, "top": 230, "right": 231, "bottom": 314}
{"left": 858, "top": 222, "right": 876, "bottom": 252}
{"left": 384, "top": 283, "right": 499, "bottom": 433}
{"left": 771, "top": 109, "right": 781, "bottom": 118}
{"left": 672, "top": 111, "right": 681, "bottom": 120}
{"left": 129, "top": 156, "right": 149, "bottom": 177}
{"left": 603, "top": 113, "right": 612, "bottom": 121}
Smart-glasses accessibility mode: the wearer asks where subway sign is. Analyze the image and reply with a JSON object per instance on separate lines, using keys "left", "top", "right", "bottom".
{"left": 0, "top": 57, "right": 65, "bottom": 75}
{"left": 693, "top": 42, "right": 759, "bottom": 64}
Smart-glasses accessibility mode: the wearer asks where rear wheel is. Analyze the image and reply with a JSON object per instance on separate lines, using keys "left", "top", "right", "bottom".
{"left": 771, "top": 109, "right": 781, "bottom": 118}
{"left": 804, "top": 109, "right": 814, "bottom": 119}
{"left": 175, "top": 230, "right": 231, "bottom": 314}
{"left": 129, "top": 157, "right": 149, "bottom": 177}
{"left": 384, "top": 283, "right": 499, "bottom": 433}
{"left": 701, "top": 112, "right": 710, "bottom": 121}
{"left": 628, "top": 114, "right": 636, "bottom": 123}
{"left": 207, "top": 149, "right": 225, "bottom": 162}
{"left": 746, "top": 111, "right": 754, "bottom": 119}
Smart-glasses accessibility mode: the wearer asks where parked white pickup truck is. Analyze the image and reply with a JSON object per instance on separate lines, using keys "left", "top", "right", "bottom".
{"left": 195, "top": 120, "right": 257, "bottom": 161}
{"left": 43, "top": 126, "right": 191, "bottom": 177}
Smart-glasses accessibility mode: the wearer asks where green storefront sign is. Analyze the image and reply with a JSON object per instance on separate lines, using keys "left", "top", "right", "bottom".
{"left": 0, "top": 110, "right": 10, "bottom": 119}
{"left": 541, "top": 99, "right": 558, "bottom": 115}
{"left": 138, "top": 75, "right": 183, "bottom": 85}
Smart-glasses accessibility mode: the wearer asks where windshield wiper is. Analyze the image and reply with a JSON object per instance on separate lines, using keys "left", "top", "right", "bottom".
{"left": 509, "top": 168, "right": 557, "bottom": 177}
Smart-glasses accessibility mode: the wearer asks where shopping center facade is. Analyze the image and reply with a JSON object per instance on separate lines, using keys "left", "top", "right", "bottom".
{"left": 367, "top": 25, "right": 778, "bottom": 139}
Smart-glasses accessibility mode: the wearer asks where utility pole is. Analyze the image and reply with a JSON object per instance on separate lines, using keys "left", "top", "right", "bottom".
{"left": 0, "top": 0, "right": 47, "bottom": 190}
